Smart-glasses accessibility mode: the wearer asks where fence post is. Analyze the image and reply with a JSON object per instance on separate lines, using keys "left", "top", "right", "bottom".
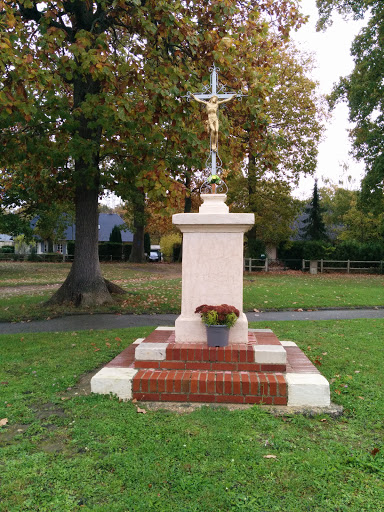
{"left": 320, "top": 259, "right": 323, "bottom": 273}
{"left": 347, "top": 260, "right": 350, "bottom": 273}
{"left": 265, "top": 258, "right": 269, "bottom": 272}
{"left": 302, "top": 259, "right": 305, "bottom": 271}
{"left": 248, "top": 258, "right": 252, "bottom": 272}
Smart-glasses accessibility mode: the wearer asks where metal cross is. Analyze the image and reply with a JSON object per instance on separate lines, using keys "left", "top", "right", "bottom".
{"left": 186, "top": 64, "right": 243, "bottom": 183}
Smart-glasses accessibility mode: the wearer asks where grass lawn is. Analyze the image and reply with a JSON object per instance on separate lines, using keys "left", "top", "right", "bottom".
{"left": 0, "top": 262, "right": 384, "bottom": 322}
{"left": 1, "top": 319, "right": 383, "bottom": 511}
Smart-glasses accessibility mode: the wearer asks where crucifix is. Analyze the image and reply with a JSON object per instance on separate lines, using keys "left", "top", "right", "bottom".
{"left": 186, "top": 64, "right": 242, "bottom": 184}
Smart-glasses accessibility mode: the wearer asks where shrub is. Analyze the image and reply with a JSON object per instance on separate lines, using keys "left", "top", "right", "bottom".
{"left": 123, "top": 244, "right": 132, "bottom": 261}
{"left": 109, "top": 225, "right": 122, "bottom": 243}
{"left": 245, "top": 238, "right": 266, "bottom": 258}
{"left": 160, "top": 233, "right": 182, "bottom": 262}
{"left": 195, "top": 304, "right": 240, "bottom": 327}
{"left": 0, "top": 245, "right": 14, "bottom": 253}
{"left": 67, "top": 241, "right": 75, "bottom": 255}
{"left": 302, "top": 241, "right": 335, "bottom": 260}
{"left": 98, "top": 242, "right": 123, "bottom": 260}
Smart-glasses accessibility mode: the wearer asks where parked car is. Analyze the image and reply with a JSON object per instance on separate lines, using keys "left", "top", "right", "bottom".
{"left": 148, "top": 251, "right": 160, "bottom": 262}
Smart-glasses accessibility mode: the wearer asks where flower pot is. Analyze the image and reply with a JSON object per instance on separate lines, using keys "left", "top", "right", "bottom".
{"left": 206, "top": 324, "right": 230, "bottom": 347}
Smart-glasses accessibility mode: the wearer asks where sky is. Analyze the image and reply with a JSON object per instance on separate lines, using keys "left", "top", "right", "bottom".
{"left": 292, "top": 0, "right": 366, "bottom": 199}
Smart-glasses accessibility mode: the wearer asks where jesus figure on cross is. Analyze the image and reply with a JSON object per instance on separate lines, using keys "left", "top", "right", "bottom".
{"left": 191, "top": 93, "right": 235, "bottom": 152}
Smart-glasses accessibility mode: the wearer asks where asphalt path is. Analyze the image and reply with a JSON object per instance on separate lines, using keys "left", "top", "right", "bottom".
{"left": 1, "top": 308, "right": 383, "bottom": 335}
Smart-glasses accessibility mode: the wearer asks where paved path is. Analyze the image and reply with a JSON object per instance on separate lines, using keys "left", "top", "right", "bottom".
{"left": 0, "top": 308, "right": 383, "bottom": 335}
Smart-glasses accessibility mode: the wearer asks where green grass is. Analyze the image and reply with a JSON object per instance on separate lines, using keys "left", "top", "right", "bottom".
{"left": 1, "top": 320, "right": 384, "bottom": 511}
{"left": 0, "top": 262, "right": 384, "bottom": 322}
{"left": 244, "top": 273, "right": 384, "bottom": 311}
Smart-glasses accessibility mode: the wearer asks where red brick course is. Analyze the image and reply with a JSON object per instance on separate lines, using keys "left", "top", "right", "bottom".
{"left": 131, "top": 369, "right": 288, "bottom": 405}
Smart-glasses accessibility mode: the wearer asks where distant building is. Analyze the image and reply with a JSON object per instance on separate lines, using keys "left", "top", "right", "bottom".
{"left": 0, "top": 234, "right": 13, "bottom": 248}
{"left": 30, "top": 213, "right": 133, "bottom": 255}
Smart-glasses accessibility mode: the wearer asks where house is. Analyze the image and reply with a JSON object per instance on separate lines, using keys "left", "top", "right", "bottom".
{"left": 31, "top": 213, "right": 133, "bottom": 256}
{"left": 0, "top": 234, "right": 14, "bottom": 248}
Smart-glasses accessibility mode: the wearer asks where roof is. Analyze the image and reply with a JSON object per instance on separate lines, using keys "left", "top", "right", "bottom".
{"left": 31, "top": 213, "right": 133, "bottom": 243}
{"left": 97, "top": 214, "right": 133, "bottom": 242}
{"left": 0, "top": 234, "right": 13, "bottom": 242}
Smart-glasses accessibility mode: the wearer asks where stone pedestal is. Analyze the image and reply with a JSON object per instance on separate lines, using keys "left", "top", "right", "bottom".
{"left": 172, "top": 194, "right": 254, "bottom": 344}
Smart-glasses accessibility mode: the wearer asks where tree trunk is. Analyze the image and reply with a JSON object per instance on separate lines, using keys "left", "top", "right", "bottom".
{"left": 47, "top": 186, "right": 125, "bottom": 306}
{"left": 184, "top": 172, "right": 192, "bottom": 213}
{"left": 46, "top": 73, "right": 125, "bottom": 306}
{"left": 129, "top": 190, "right": 146, "bottom": 263}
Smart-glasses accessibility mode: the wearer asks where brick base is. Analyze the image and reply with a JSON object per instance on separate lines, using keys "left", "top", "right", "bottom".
{"left": 90, "top": 328, "right": 330, "bottom": 407}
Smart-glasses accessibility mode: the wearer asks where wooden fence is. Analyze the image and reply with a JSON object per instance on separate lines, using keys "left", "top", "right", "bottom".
{"left": 302, "top": 259, "right": 384, "bottom": 274}
{"left": 244, "top": 258, "right": 384, "bottom": 274}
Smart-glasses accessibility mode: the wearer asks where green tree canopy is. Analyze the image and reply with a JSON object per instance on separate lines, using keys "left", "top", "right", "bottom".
{"left": 318, "top": 0, "right": 384, "bottom": 209}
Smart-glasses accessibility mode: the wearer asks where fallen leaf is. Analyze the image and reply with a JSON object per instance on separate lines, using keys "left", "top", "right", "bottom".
{"left": 263, "top": 454, "right": 277, "bottom": 459}
{"left": 115, "top": 337, "right": 122, "bottom": 342}
{"left": 320, "top": 418, "right": 327, "bottom": 423}
{"left": 106, "top": 342, "right": 111, "bottom": 347}
{"left": 61, "top": 397, "right": 70, "bottom": 401}
{"left": 94, "top": 348, "right": 100, "bottom": 352}
{"left": 371, "top": 448, "right": 380, "bottom": 457}
{"left": 322, "top": 352, "right": 328, "bottom": 356}
{"left": 136, "top": 407, "right": 147, "bottom": 414}
{"left": 253, "top": 309, "right": 260, "bottom": 313}
{"left": 295, "top": 308, "right": 304, "bottom": 312}
{"left": 0, "top": 381, "right": 8, "bottom": 385}
{"left": 358, "top": 396, "right": 365, "bottom": 400}
{"left": 132, "top": 398, "right": 138, "bottom": 404}
{"left": 0, "top": 418, "right": 8, "bottom": 427}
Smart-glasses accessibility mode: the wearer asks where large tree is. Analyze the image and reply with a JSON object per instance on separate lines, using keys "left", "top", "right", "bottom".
{"left": 221, "top": 40, "right": 325, "bottom": 247}
{"left": 317, "top": 0, "right": 384, "bottom": 209}
{"left": 0, "top": 1, "right": 307, "bottom": 306}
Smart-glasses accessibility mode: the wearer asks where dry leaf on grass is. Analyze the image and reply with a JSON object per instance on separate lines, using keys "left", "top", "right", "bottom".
{"left": 0, "top": 418, "right": 8, "bottom": 427}
{"left": 263, "top": 455, "right": 277, "bottom": 459}
{"left": 136, "top": 407, "right": 147, "bottom": 414}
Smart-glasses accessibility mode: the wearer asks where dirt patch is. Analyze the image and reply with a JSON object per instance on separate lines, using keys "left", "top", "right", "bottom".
{"left": 63, "top": 368, "right": 100, "bottom": 398}
{"left": 125, "top": 263, "right": 182, "bottom": 278}
{"left": 0, "top": 284, "right": 61, "bottom": 297}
